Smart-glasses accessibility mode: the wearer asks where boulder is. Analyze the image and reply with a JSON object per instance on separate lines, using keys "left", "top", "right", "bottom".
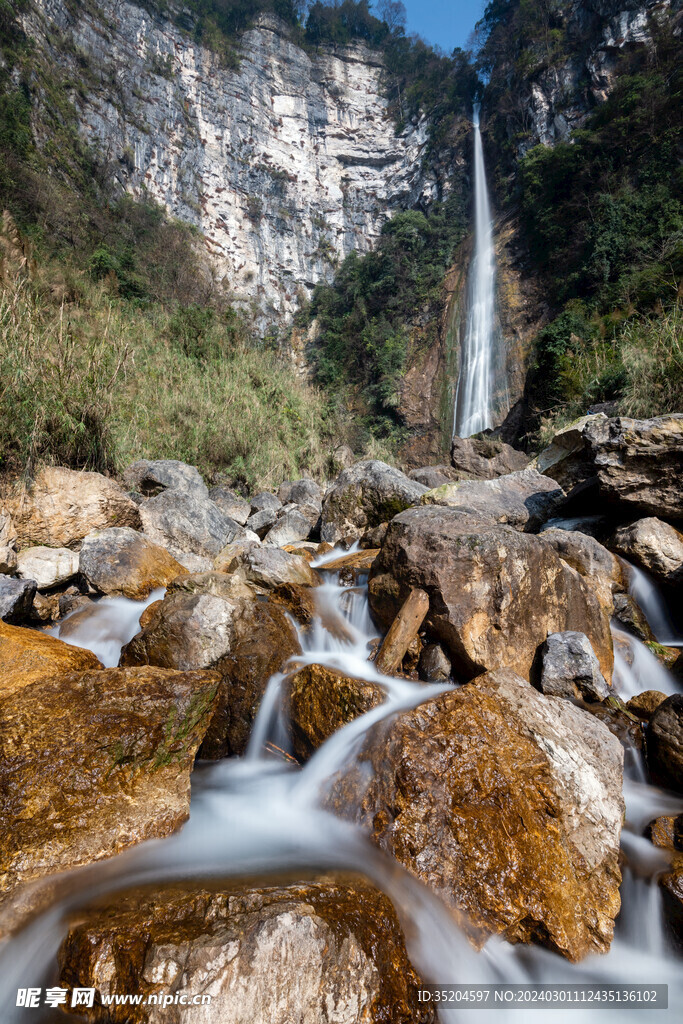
{"left": 661, "top": 871, "right": 683, "bottom": 947}
{"left": 626, "top": 690, "right": 668, "bottom": 720}
{"left": 0, "top": 509, "right": 18, "bottom": 574}
{"left": 450, "top": 435, "right": 530, "bottom": 480}
{"left": 647, "top": 694, "right": 683, "bottom": 792}
{"left": 0, "top": 577, "right": 37, "bottom": 622}
{"left": 420, "top": 469, "right": 565, "bottom": 532}
{"left": 213, "top": 536, "right": 260, "bottom": 573}
{"left": 278, "top": 477, "right": 323, "bottom": 509}
{"left": 58, "top": 878, "right": 432, "bottom": 1024}
{"left": 327, "top": 669, "right": 623, "bottom": 961}
{"left": 208, "top": 485, "right": 250, "bottom": 525}
{"left": 612, "top": 592, "right": 655, "bottom": 642}
{"left": 284, "top": 664, "right": 385, "bottom": 762}
{"left": 250, "top": 491, "right": 282, "bottom": 514}
{"left": 78, "top": 528, "right": 186, "bottom": 599}
{"left": 120, "top": 573, "right": 300, "bottom": 757}
{"left": 418, "top": 643, "right": 451, "bottom": 682}
{"left": 611, "top": 518, "right": 683, "bottom": 587}
{"left": 0, "top": 666, "right": 219, "bottom": 899}
{"left": 369, "top": 507, "right": 613, "bottom": 684}
{"left": 321, "top": 461, "right": 427, "bottom": 544}
{"left": 16, "top": 546, "right": 79, "bottom": 590}
{"left": 535, "top": 632, "right": 610, "bottom": 702}
{"left": 408, "top": 465, "right": 459, "bottom": 488}
{"left": 139, "top": 489, "right": 242, "bottom": 559}
{"left": 122, "top": 459, "right": 208, "bottom": 499}
{"left": 536, "top": 414, "right": 683, "bottom": 519}
{"left": 236, "top": 546, "right": 318, "bottom": 590}
{"left": 0, "top": 547, "right": 17, "bottom": 574}
{"left": 246, "top": 507, "right": 278, "bottom": 538}
{"left": 0, "top": 621, "right": 101, "bottom": 694}
{"left": 3, "top": 467, "right": 141, "bottom": 549}
{"left": 540, "top": 528, "right": 623, "bottom": 614}
{"left": 263, "top": 507, "right": 315, "bottom": 547}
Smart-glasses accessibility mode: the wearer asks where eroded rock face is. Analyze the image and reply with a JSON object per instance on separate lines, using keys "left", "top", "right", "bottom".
{"left": 120, "top": 573, "right": 300, "bottom": 756}
{"left": 536, "top": 415, "right": 683, "bottom": 519}
{"left": 540, "top": 527, "right": 623, "bottom": 614}
{"left": 3, "top": 467, "right": 141, "bottom": 549}
{"left": 284, "top": 664, "right": 385, "bottom": 762}
{"left": 208, "top": 486, "right": 251, "bottom": 525}
{"left": 647, "top": 694, "right": 683, "bottom": 793}
{"left": 536, "top": 632, "right": 610, "bottom": 702}
{"left": 0, "top": 621, "right": 102, "bottom": 693}
{"left": 79, "top": 528, "right": 186, "bottom": 599}
{"left": 123, "top": 459, "right": 208, "bottom": 499}
{"left": 327, "top": 670, "right": 624, "bottom": 961}
{"left": 450, "top": 435, "right": 529, "bottom": 480}
{"left": 369, "top": 507, "right": 613, "bottom": 684}
{"left": 321, "top": 461, "right": 427, "bottom": 544}
{"left": 0, "top": 667, "right": 219, "bottom": 898}
{"left": 139, "top": 489, "right": 242, "bottom": 559}
{"left": 58, "top": 878, "right": 433, "bottom": 1024}
{"left": 611, "top": 518, "right": 683, "bottom": 587}
{"left": 278, "top": 478, "right": 323, "bottom": 509}
{"left": 421, "top": 468, "right": 565, "bottom": 532}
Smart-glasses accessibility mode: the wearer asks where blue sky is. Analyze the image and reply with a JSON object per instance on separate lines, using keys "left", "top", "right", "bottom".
{"left": 399, "top": 0, "right": 486, "bottom": 52}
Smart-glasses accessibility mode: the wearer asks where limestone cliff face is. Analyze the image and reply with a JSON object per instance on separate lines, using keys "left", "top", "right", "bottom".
{"left": 24, "top": 0, "right": 453, "bottom": 326}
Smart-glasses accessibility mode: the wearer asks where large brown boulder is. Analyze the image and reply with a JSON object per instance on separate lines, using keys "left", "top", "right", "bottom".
{"left": 58, "top": 877, "right": 433, "bottom": 1024}
{"left": 0, "top": 667, "right": 219, "bottom": 899}
{"left": 536, "top": 414, "right": 683, "bottom": 519}
{"left": 540, "top": 527, "right": 624, "bottom": 614}
{"left": 3, "top": 467, "right": 141, "bottom": 549}
{"left": 611, "top": 517, "right": 683, "bottom": 588}
{"left": 327, "top": 670, "right": 624, "bottom": 962}
{"left": 450, "top": 434, "right": 530, "bottom": 480}
{"left": 420, "top": 468, "right": 565, "bottom": 532}
{"left": 120, "top": 573, "right": 301, "bottom": 757}
{"left": 284, "top": 664, "right": 385, "bottom": 762}
{"left": 647, "top": 694, "right": 683, "bottom": 792}
{"left": 321, "top": 461, "right": 427, "bottom": 544}
{"left": 369, "top": 507, "right": 613, "bottom": 684}
{"left": 0, "top": 621, "right": 102, "bottom": 694}
{"left": 78, "top": 527, "right": 186, "bottom": 599}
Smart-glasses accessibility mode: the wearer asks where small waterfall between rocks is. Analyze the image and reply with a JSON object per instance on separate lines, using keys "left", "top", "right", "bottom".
{"left": 1, "top": 558, "right": 682, "bottom": 1022}
{"left": 454, "top": 103, "right": 506, "bottom": 438}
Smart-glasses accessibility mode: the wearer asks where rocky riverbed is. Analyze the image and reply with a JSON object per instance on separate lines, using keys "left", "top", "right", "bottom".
{"left": 0, "top": 413, "right": 682, "bottom": 1022}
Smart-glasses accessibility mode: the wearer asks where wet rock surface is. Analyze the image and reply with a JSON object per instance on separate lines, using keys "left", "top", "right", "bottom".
{"left": 0, "top": 666, "right": 219, "bottom": 899}
{"left": 79, "top": 527, "right": 186, "bottom": 599}
{"left": 420, "top": 468, "right": 565, "bottom": 532}
{"left": 58, "top": 877, "right": 433, "bottom": 1024}
{"left": 369, "top": 506, "right": 613, "bottom": 684}
{"left": 327, "top": 669, "right": 624, "bottom": 961}
{"left": 0, "top": 621, "right": 102, "bottom": 692}
{"left": 2, "top": 466, "right": 141, "bottom": 549}
{"left": 284, "top": 663, "right": 385, "bottom": 762}
{"left": 321, "top": 460, "right": 427, "bottom": 544}
{"left": 647, "top": 694, "right": 683, "bottom": 792}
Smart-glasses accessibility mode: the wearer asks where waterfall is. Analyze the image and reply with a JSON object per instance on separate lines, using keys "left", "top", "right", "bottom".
{"left": 454, "top": 103, "right": 501, "bottom": 438}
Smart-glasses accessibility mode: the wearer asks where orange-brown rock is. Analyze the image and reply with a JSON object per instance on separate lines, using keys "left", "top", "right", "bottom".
{"left": 0, "top": 667, "right": 219, "bottom": 899}
{"left": 318, "top": 549, "right": 380, "bottom": 573}
{"left": 0, "top": 621, "right": 102, "bottom": 695}
{"left": 3, "top": 466, "right": 140, "bottom": 549}
{"left": 369, "top": 507, "right": 613, "bottom": 684}
{"left": 626, "top": 690, "right": 668, "bottom": 720}
{"left": 284, "top": 663, "right": 385, "bottom": 761}
{"left": 78, "top": 527, "right": 186, "bottom": 599}
{"left": 327, "top": 669, "right": 624, "bottom": 962}
{"left": 58, "top": 877, "right": 433, "bottom": 1024}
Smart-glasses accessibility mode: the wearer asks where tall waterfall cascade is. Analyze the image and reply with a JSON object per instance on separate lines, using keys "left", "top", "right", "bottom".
{"left": 454, "top": 104, "right": 506, "bottom": 437}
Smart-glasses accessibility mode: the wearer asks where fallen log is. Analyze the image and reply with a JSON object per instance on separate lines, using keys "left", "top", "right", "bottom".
{"left": 374, "top": 588, "right": 429, "bottom": 676}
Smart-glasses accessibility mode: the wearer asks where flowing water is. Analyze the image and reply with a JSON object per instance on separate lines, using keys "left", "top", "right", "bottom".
{"left": 1, "top": 557, "right": 682, "bottom": 1022}
{"left": 454, "top": 104, "right": 507, "bottom": 438}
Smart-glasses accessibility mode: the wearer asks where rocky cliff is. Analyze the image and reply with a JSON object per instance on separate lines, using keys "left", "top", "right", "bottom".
{"left": 22, "top": 0, "right": 454, "bottom": 327}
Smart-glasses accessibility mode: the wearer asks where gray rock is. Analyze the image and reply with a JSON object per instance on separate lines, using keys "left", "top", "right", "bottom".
{"left": 450, "top": 435, "right": 529, "bottom": 480}
{"left": 79, "top": 527, "right": 185, "bottom": 599}
{"left": 0, "top": 509, "right": 17, "bottom": 551}
{"left": 647, "top": 694, "right": 683, "bottom": 793}
{"left": 264, "top": 508, "right": 315, "bottom": 547}
{"left": 139, "top": 490, "right": 242, "bottom": 558}
{"left": 0, "top": 576, "right": 37, "bottom": 622}
{"left": 123, "top": 459, "right": 208, "bottom": 499}
{"left": 0, "top": 547, "right": 17, "bottom": 574}
{"left": 421, "top": 468, "right": 566, "bottom": 532}
{"left": 236, "top": 546, "right": 318, "bottom": 589}
{"left": 208, "top": 486, "right": 251, "bottom": 525}
{"left": 418, "top": 643, "right": 451, "bottom": 682}
{"left": 250, "top": 491, "right": 282, "bottom": 514}
{"left": 246, "top": 507, "right": 278, "bottom": 539}
{"left": 611, "top": 518, "right": 683, "bottom": 587}
{"left": 321, "top": 460, "right": 427, "bottom": 544}
{"left": 537, "top": 631, "right": 610, "bottom": 702}
{"left": 612, "top": 592, "right": 655, "bottom": 642}
{"left": 16, "top": 546, "right": 80, "bottom": 590}
{"left": 277, "top": 478, "right": 323, "bottom": 509}
{"left": 408, "top": 465, "right": 459, "bottom": 489}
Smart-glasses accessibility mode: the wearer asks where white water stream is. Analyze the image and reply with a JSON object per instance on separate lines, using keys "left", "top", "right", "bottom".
{"left": 1, "top": 557, "right": 682, "bottom": 1021}
{"left": 454, "top": 104, "right": 505, "bottom": 438}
